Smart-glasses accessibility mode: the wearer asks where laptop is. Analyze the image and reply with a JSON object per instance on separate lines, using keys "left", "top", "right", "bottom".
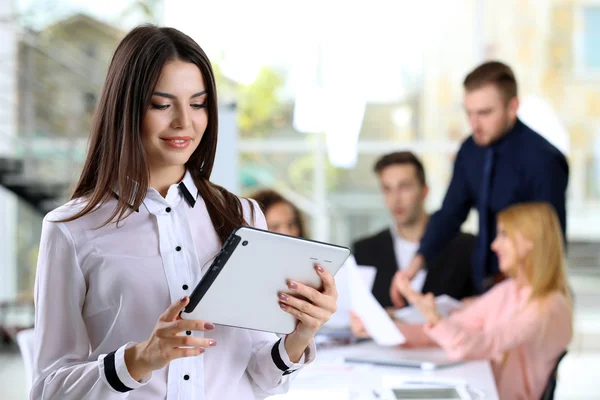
{"left": 344, "top": 342, "right": 462, "bottom": 370}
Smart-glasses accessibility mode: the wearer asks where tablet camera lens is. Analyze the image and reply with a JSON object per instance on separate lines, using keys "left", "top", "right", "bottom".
{"left": 242, "top": 241, "right": 248, "bottom": 246}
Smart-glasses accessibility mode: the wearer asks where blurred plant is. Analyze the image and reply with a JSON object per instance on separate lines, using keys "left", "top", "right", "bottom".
{"left": 213, "top": 63, "right": 343, "bottom": 196}
{"left": 213, "top": 63, "right": 285, "bottom": 138}
{"left": 236, "top": 67, "right": 284, "bottom": 137}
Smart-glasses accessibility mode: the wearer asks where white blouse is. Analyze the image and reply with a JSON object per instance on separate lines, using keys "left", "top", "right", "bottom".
{"left": 31, "top": 171, "right": 314, "bottom": 400}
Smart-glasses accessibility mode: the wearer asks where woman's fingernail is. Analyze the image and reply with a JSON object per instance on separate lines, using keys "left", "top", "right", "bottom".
{"left": 279, "top": 293, "right": 289, "bottom": 301}
{"left": 208, "top": 339, "right": 217, "bottom": 347}
{"left": 288, "top": 281, "right": 297, "bottom": 290}
{"left": 315, "top": 265, "right": 325, "bottom": 273}
{"left": 280, "top": 303, "right": 287, "bottom": 309}
{"left": 180, "top": 296, "right": 187, "bottom": 303}
{"left": 204, "top": 322, "right": 215, "bottom": 330}
{"left": 199, "top": 348, "right": 206, "bottom": 354}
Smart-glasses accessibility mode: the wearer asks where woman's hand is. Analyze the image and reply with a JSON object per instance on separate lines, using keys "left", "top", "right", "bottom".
{"left": 390, "top": 255, "right": 425, "bottom": 308}
{"left": 278, "top": 264, "right": 338, "bottom": 362}
{"left": 350, "top": 311, "right": 370, "bottom": 339}
{"left": 394, "top": 275, "right": 442, "bottom": 325}
{"left": 125, "top": 297, "right": 217, "bottom": 381}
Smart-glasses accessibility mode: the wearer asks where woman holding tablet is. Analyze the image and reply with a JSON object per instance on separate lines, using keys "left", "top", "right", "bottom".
{"left": 352, "top": 202, "right": 572, "bottom": 400}
{"left": 31, "top": 25, "right": 338, "bottom": 400}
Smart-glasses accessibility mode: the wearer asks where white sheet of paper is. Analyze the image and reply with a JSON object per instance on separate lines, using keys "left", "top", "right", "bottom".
{"left": 325, "top": 260, "right": 377, "bottom": 328}
{"left": 326, "top": 262, "right": 352, "bottom": 328}
{"left": 347, "top": 256, "right": 406, "bottom": 346}
{"left": 357, "top": 265, "right": 376, "bottom": 291}
{"left": 393, "top": 295, "right": 462, "bottom": 324}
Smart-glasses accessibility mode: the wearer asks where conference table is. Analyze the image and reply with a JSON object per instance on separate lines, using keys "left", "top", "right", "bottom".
{"left": 268, "top": 340, "right": 499, "bottom": 400}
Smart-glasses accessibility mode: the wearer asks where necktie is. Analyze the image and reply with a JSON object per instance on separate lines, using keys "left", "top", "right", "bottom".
{"left": 475, "top": 147, "right": 495, "bottom": 292}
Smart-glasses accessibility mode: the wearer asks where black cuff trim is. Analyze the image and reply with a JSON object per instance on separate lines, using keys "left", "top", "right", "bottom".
{"left": 104, "top": 351, "right": 133, "bottom": 393}
{"left": 271, "top": 338, "right": 290, "bottom": 372}
{"left": 283, "top": 369, "right": 297, "bottom": 376}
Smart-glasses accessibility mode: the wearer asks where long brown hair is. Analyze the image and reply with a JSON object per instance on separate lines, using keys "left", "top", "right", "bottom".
{"left": 57, "top": 25, "right": 251, "bottom": 244}
{"left": 497, "top": 202, "right": 570, "bottom": 302}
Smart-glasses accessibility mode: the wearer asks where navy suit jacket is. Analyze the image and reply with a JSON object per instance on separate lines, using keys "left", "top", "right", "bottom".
{"left": 418, "top": 118, "right": 569, "bottom": 289}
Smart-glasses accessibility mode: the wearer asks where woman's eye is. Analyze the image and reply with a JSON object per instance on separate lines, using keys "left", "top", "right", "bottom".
{"left": 191, "top": 103, "right": 207, "bottom": 109}
{"left": 150, "top": 104, "right": 169, "bottom": 110}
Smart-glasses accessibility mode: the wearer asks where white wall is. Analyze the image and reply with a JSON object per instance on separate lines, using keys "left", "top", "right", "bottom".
{"left": 0, "top": 0, "right": 18, "bottom": 301}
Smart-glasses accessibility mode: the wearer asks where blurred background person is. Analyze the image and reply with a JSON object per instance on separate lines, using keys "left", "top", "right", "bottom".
{"left": 251, "top": 189, "right": 306, "bottom": 238}
{"left": 353, "top": 202, "right": 572, "bottom": 400}
{"left": 353, "top": 152, "right": 476, "bottom": 309}
{"left": 393, "top": 61, "right": 569, "bottom": 306}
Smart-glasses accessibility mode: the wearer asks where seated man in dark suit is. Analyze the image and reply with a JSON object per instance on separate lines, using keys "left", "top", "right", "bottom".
{"left": 353, "top": 152, "right": 477, "bottom": 309}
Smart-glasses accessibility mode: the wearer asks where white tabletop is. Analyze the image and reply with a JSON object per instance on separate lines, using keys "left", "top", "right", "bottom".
{"left": 268, "top": 342, "right": 499, "bottom": 400}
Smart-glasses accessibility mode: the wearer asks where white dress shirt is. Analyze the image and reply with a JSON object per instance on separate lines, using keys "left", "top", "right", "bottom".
{"left": 31, "top": 170, "right": 315, "bottom": 400}
{"left": 390, "top": 226, "right": 427, "bottom": 293}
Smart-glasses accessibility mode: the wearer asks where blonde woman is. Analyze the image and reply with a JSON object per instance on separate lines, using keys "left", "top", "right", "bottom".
{"left": 353, "top": 202, "right": 572, "bottom": 400}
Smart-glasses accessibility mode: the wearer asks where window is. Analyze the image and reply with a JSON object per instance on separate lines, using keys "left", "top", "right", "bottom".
{"left": 583, "top": 6, "right": 600, "bottom": 70}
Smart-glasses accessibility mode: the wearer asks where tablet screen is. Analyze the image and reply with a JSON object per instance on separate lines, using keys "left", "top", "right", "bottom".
{"left": 392, "top": 387, "right": 462, "bottom": 399}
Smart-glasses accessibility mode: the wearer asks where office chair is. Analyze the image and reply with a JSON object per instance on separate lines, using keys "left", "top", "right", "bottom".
{"left": 540, "top": 350, "right": 568, "bottom": 400}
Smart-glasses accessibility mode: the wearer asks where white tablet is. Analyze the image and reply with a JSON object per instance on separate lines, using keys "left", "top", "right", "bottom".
{"left": 379, "top": 376, "right": 472, "bottom": 400}
{"left": 378, "top": 386, "right": 471, "bottom": 400}
{"left": 180, "top": 226, "right": 351, "bottom": 334}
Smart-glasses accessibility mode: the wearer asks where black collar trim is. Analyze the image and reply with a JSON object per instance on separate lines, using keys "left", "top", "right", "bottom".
{"left": 178, "top": 182, "right": 196, "bottom": 208}
{"left": 112, "top": 182, "right": 196, "bottom": 211}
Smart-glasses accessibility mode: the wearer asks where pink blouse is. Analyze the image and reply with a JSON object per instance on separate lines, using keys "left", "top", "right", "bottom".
{"left": 402, "top": 280, "right": 572, "bottom": 400}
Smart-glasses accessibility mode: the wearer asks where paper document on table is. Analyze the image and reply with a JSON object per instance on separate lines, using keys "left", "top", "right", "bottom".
{"left": 394, "top": 295, "right": 462, "bottom": 324}
{"left": 347, "top": 256, "right": 405, "bottom": 346}
{"left": 325, "top": 259, "right": 378, "bottom": 330}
